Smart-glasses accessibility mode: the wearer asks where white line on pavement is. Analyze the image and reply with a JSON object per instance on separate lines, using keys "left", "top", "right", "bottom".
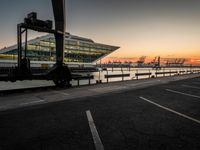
{"left": 20, "top": 100, "right": 45, "bottom": 106}
{"left": 190, "top": 82, "right": 200, "bottom": 85}
{"left": 139, "top": 97, "right": 200, "bottom": 124}
{"left": 53, "top": 90, "right": 69, "bottom": 96}
{"left": 90, "top": 86, "right": 126, "bottom": 93}
{"left": 86, "top": 110, "right": 104, "bottom": 150}
{"left": 0, "top": 105, "right": 8, "bottom": 110}
{"left": 166, "top": 89, "right": 200, "bottom": 99}
{"left": 182, "top": 84, "right": 200, "bottom": 90}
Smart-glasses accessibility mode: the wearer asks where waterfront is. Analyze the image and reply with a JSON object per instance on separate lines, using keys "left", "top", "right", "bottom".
{"left": 0, "top": 67, "right": 200, "bottom": 92}
{"left": 1, "top": 0, "right": 200, "bottom": 149}
{"left": 74, "top": 67, "right": 200, "bottom": 86}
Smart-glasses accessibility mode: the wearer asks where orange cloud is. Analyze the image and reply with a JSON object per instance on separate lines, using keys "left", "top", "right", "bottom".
{"left": 190, "top": 59, "right": 200, "bottom": 65}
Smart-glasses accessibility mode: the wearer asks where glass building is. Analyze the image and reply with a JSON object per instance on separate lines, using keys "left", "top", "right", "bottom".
{"left": 0, "top": 33, "right": 119, "bottom": 63}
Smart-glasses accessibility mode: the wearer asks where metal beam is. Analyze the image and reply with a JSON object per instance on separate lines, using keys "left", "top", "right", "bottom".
{"left": 51, "top": 0, "right": 66, "bottom": 65}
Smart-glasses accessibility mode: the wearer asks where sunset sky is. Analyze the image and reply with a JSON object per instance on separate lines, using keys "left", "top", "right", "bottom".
{"left": 0, "top": 0, "right": 200, "bottom": 64}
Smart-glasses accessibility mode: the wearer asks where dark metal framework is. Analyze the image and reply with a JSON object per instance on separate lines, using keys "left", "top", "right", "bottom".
{"left": 51, "top": 0, "right": 66, "bottom": 65}
{"left": 0, "top": 0, "right": 72, "bottom": 87}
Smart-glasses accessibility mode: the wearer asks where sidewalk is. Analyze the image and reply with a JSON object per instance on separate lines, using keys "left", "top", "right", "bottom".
{"left": 0, "top": 80, "right": 54, "bottom": 91}
{"left": 0, "top": 73, "right": 199, "bottom": 112}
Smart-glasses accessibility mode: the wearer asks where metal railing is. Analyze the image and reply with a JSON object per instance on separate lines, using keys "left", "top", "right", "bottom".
{"left": 1, "top": 66, "right": 200, "bottom": 87}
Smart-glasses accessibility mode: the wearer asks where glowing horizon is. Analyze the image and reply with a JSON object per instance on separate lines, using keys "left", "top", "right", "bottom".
{"left": 0, "top": 0, "right": 200, "bottom": 65}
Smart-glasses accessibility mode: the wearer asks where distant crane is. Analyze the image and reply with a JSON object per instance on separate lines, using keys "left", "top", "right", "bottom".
{"left": 164, "top": 58, "right": 187, "bottom": 67}
{"left": 151, "top": 56, "right": 161, "bottom": 68}
{"left": 137, "top": 56, "right": 146, "bottom": 67}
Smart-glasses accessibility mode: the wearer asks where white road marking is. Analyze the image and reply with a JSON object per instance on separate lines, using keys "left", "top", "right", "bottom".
{"left": 0, "top": 105, "right": 8, "bottom": 110}
{"left": 182, "top": 84, "right": 200, "bottom": 90}
{"left": 190, "top": 82, "right": 200, "bottom": 85}
{"left": 139, "top": 97, "right": 200, "bottom": 124}
{"left": 127, "top": 81, "right": 154, "bottom": 86}
{"left": 128, "top": 79, "right": 167, "bottom": 87}
{"left": 86, "top": 110, "right": 104, "bottom": 150}
{"left": 166, "top": 89, "right": 200, "bottom": 99}
{"left": 53, "top": 90, "right": 69, "bottom": 96}
{"left": 90, "top": 86, "right": 126, "bottom": 93}
{"left": 20, "top": 100, "right": 45, "bottom": 106}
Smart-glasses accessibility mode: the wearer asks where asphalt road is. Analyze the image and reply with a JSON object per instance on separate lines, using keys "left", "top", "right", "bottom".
{"left": 0, "top": 76, "right": 200, "bottom": 150}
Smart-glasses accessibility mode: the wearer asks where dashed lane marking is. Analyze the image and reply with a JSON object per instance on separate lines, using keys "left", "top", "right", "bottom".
{"left": 126, "top": 81, "right": 156, "bottom": 86}
{"left": 89, "top": 86, "right": 126, "bottom": 93}
{"left": 19, "top": 100, "right": 45, "bottom": 106}
{"left": 139, "top": 97, "right": 200, "bottom": 124}
{"left": 86, "top": 110, "right": 104, "bottom": 150}
{"left": 53, "top": 90, "right": 69, "bottom": 96}
{"left": 166, "top": 89, "right": 200, "bottom": 99}
{"left": 189, "top": 82, "right": 200, "bottom": 85}
{"left": 182, "top": 84, "right": 200, "bottom": 90}
{"left": 0, "top": 105, "right": 9, "bottom": 111}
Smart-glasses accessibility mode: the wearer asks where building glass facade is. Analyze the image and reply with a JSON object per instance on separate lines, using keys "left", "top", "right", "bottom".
{"left": 0, "top": 33, "right": 119, "bottom": 63}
